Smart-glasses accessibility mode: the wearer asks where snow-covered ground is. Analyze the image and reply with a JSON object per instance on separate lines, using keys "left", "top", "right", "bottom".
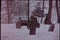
{"left": 1, "top": 23, "right": 59, "bottom": 40}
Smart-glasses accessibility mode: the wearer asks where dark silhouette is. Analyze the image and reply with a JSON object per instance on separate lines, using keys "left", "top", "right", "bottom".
{"left": 29, "top": 15, "right": 39, "bottom": 35}
{"left": 16, "top": 15, "right": 40, "bottom": 35}
{"left": 44, "top": 0, "right": 52, "bottom": 24}
{"left": 16, "top": 20, "right": 28, "bottom": 28}
{"left": 48, "top": 24, "right": 55, "bottom": 32}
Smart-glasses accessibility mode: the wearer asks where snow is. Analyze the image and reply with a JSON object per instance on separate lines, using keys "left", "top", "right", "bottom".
{"left": 1, "top": 23, "right": 59, "bottom": 40}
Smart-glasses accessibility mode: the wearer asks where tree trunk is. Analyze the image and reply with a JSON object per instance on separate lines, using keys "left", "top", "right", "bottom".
{"left": 44, "top": 0, "right": 52, "bottom": 24}
{"left": 56, "top": 0, "right": 60, "bottom": 23}
{"left": 41, "top": 0, "right": 45, "bottom": 23}
{"left": 7, "top": 0, "right": 10, "bottom": 24}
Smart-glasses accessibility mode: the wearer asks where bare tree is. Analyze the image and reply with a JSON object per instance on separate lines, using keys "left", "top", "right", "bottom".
{"left": 6, "top": 1, "right": 28, "bottom": 23}
{"left": 44, "top": 0, "right": 52, "bottom": 24}
{"left": 56, "top": 0, "right": 60, "bottom": 23}
{"left": 7, "top": 0, "right": 14, "bottom": 24}
{"left": 7, "top": 0, "right": 10, "bottom": 24}
{"left": 41, "top": 0, "right": 45, "bottom": 23}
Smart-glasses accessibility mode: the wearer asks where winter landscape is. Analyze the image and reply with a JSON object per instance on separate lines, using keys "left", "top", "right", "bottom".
{"left": 1, "top": 0, "right": 60, "bottom": 40}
